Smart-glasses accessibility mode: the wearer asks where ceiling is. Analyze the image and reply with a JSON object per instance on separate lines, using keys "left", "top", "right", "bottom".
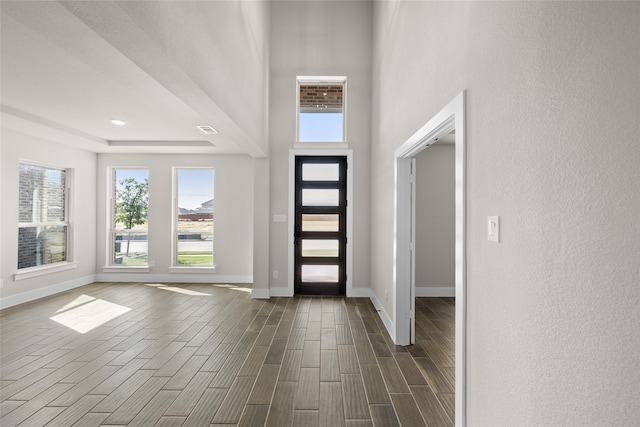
{"left": 1, "top": 1, "right": 269, "bottom": 157}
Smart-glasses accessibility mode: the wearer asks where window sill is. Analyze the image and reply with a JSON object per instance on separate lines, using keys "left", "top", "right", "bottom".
{"left": 294, "top": 142, "right": 350, "bottom": 149}
{"left": 168, "top": 266, "right": 216, "bottom": 274}
{"left": 14, "top": 262, "right": 77, "bottom": 281}
{"left": 102, "top": 266, "right": 150, "bottom": 273}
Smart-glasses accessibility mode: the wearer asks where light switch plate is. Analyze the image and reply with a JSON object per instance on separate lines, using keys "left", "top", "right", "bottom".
{"left": 488, "top": 216, "right": 500, "bottom": 242}
{"left": 273, "top": 214, "right": 286, "bottom": 223}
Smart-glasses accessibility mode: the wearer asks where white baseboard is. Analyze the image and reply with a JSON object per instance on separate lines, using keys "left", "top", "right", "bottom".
{"left": 251, "top": 288, "right": 270, "bottom": 299}
{"left": 0, "top": 274, "right": 96, "bottom": 309}
{"left": 369, "top": 291, "right": 395, "bottom": 342}
{"left": 94, "top": 273, "right": 252, "bottom": 284}
{"left": 269, "top": 287, "right": 293, "bottom": 297}
{"left": 415, "top": 286, "right": 455, "bottom": 297}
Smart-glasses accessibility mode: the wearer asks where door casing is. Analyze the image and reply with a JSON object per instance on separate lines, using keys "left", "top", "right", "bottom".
{"left": 284, "top": 149, "right": 354, "bottom": 297}
{"left": 393, "top": 91, "right": 466, "bottom": 426}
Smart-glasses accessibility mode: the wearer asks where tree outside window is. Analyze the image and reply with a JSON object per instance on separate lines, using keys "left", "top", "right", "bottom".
{"left": 111, "top": 169, "right": 149, "bottom": 265}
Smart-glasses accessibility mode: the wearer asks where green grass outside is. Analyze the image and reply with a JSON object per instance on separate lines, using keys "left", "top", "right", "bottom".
{"left": 177, "top": 251, "right": 213, "bottom": 255}
{"left": 177, "top": 251, "right": 213, "bottom": 265}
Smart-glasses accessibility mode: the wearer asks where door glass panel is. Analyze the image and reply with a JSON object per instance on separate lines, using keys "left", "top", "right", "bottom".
{"left": 302, "top": 189, "right": 339, "bottom": 206}
{"left": 302, "top": 240, "right": 339, "bottom": 257}
{"left": 302, "top": 163, "right": 339, "bottom": 181}
{"left": 302, "top": 265, "right": 339, "bottom": 282}
{"left": 302, "top": 214, "right": 339, "bottom": 232}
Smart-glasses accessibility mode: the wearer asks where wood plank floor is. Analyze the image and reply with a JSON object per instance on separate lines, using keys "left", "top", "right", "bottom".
{"left": 0, "top": 282, "right": 454, "bottom": 426}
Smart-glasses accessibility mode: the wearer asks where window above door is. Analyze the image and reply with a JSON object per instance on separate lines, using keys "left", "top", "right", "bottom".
{"left": 296, "top": 76, "right": 347, "bottom": 144}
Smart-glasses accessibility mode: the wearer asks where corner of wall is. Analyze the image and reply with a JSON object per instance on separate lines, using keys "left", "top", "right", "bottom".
{"left": 369, "top": 290, "right": 395, "bottom": 342}
{"left": 0, "top": 274, "right": 96, "bottom": 309}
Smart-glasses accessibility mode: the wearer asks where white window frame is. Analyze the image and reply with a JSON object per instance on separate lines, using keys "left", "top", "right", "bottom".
{"left": 15, "top": 161, "right": 75, "bottom": 280}
{"left": 295, "top": 76, "right": 348, "bottom": 146}
{"left": 169, "top": 167, "right": 216, "bottom": 273}
{"left": 105, "top": 167, "right": 149, "bottom": 271}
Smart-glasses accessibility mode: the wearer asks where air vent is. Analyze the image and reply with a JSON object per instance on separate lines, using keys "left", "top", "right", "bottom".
{"left": 196, "top": 125, "right": 218, "bottom": 135}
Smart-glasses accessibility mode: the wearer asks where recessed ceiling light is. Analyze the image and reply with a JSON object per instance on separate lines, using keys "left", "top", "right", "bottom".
{"left": 111, "top": 119, "right": 126, "bottom": 126}
{"left": 196, "top": 125, "right": 218, "bottom": 135}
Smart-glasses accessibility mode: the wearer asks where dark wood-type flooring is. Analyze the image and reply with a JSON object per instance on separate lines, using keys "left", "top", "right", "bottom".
{"left": 0, "top": 282, "right": 454, "bottom": 426}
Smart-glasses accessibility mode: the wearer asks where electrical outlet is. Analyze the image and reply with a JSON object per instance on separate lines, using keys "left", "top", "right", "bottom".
{"left": 149, "top": 260, "right": 156, "bottom": 267}
{"left": 273, "top": 270, "right": 279, "bottom": 279}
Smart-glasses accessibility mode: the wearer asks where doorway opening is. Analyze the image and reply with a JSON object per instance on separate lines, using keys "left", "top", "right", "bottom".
{"left": 393, "top": 91, "right": 466, "bottom": 425}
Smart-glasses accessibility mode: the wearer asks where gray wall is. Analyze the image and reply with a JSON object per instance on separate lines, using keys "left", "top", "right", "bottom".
{"left": 415, "top": 144, "right": 455, "bottom": 291}
{"left": 268, "top": 0, "right": 372, "bottom": 292}
{"left": 372, "top": 1, "right": 639, "bottom": 425}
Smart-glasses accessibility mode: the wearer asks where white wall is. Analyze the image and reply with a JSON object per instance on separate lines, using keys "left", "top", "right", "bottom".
{"left": 0, "top": 130, "right": 97, "bottom": 306}
{"left": 59, "top": 0, "right": 271, "bottom": 156}
{"left": 268, "top": 0, "right": 372, "bottom": 293}
{"left": 415, "top": 144, "right": 455, "bottom": 292}
{"left": 96, "top": 154, "right": 254, "bottom": 282}
{"left": 372, "top": 1, "right": 639, "bottom": 425}
{"left": 121, "top": 0, "right": 272, "bottom": 154}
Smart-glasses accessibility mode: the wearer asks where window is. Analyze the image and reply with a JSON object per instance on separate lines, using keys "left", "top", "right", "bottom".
{"left": 18, "top": 163, "right": 69, "bottom": 269}
{"left": 110, "top": 169, "right": 149, "bottom": 266}
{"left": 174, "top": 168, "right": 214, "bottom": 267}
{"left": 297, "top": 77, "right": 346, "bottom": 142}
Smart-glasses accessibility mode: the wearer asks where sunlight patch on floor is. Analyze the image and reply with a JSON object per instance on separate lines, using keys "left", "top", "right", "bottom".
{"left": 212, "top": 284, "right": 251, "bottom": 293}
{"left": 144, "top": 283, "right": 212, "bottom": 296}
{"left": 54, "top": 294, "right": 96, "bottom": 314}
{"left": 50, "top": 296, "right": 131, "bottom": 334}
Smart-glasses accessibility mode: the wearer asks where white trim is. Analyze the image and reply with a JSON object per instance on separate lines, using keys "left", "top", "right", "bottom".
{"left": 293, "top": 142, "right": 350, "bottom": 150}
{"left": 14, "top": 262, "right": 77, "bottom": 281}
{"left": 0, "top": 274, "right": 95, "bottom": 309}
{"left": 296, "top": 76, "right": 347, "bottom": 144}
{"left": 107, "top": 166, "right": 149, "bottom": 268}
{"left": 17, "top": 221, "right": 68, "bottom": 228}
{"left": 296, "top": 76, "right": 347, "bottom": 83}
{"left": 17, "top": 161, "right": 74, "bottom": 270}
{"left": 393, "top": 91, "right": 466, "bottom": 426}
{"left": 369, "top": 291, "right": 395, "bottom": 342}
{"left": 95, "top": 273, "right": 251, "bottom": 283}
{"left": 251, "top": 288, "right": 271, "bottom": 299}
{"left": 168, "top": 267, "right": 216, "bottom": 274}
{"left": 171, "top": 167, "right": 215, "bottom": 268}
{"left": 415, "top": 286, "right": 455, "bottom": 297}
{"left": 102, "top": 266, "right": 150, "bottom": 273}
{"left": 269, "top": 286, "right": 293, "bottom": 297}
{"left": 287, "top": 149, "right": 354, "bottom": 297}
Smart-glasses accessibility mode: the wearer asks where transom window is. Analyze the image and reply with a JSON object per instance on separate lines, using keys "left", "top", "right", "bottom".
{"left": 18, "top": 162, "right": 70, "bottom": 269}
{"left": 297, "top": 77, "right": 346, "bottom": 143}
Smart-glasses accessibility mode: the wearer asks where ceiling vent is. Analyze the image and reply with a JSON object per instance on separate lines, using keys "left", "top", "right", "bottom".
{"left": 196, "top": 125, "right": 218, "bottom": 135}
